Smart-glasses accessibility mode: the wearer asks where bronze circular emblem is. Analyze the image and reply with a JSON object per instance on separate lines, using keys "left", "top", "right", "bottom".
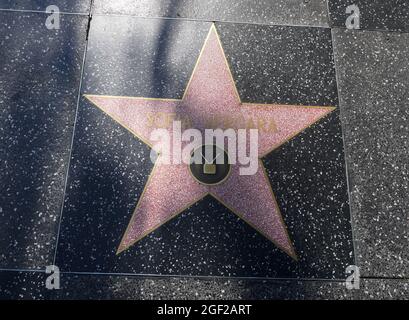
{"left": 189, "top": 145, "right": 231, "bottom": 186}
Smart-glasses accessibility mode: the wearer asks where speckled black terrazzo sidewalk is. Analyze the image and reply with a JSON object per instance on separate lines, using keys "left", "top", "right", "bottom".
{"left": 0, "top": 0, "right": 408, "bottom": 300}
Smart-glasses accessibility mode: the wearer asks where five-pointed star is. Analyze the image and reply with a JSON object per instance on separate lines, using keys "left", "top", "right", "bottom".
{"left": 85, "top": 24, "right": 334, "bottom": 259}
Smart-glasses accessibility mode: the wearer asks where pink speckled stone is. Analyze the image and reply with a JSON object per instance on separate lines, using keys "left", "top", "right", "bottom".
{"left": 86, "top": 26, "right": 334, "bottom": 258}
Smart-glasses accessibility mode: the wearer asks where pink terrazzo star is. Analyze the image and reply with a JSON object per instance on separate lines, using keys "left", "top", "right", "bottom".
{"left": 85, "top": 25, "right": 335, "bottom": 259}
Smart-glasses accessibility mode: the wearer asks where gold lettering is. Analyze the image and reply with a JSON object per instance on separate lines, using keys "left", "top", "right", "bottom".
{"left": 165, "top": 113, "right": 176, "bottom": 128}
{"left": 146, "top": 112, "right": 157, "bottom": 128}
{"left": 246, "top": 117, "right": 256, "bottom": 130}
{"left": 269, "top": 119, "right": 278, "bottom": 133}
{"left": 181, "top": 115, "right": 193, "bottom": 130}
{"left": 223, "top": 117, "right": 235, "bottom": 130}
{"left": 257, "top": 118, "right": 267, "bottom": 133}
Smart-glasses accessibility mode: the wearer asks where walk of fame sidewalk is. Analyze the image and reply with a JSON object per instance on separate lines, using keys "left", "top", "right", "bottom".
{"left": 0, "top": 0, "right": 407, "bottom": 300}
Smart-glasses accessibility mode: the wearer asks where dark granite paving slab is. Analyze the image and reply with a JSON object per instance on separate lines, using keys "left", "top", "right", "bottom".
{"left": 0, "top": 0, "right": 91, "bottom": 13}
{"left": 55, "top": 16, "right": 353, "bottom": 279}
{"left": 92, "top": 0, "right": 329, "bottom": 27}
{"left": 328, "top": 0, "right": 409, "bottom": 32}
{"left": 0, "top": 271, "right": 47, "bottom": 299}
{"left": 217, "top": 23, "right": 338, "bottom": 106}
{"left": 79, "top": 17, "right": 211, "bottom": 98}
{"left": 55, "top": 275, "right": 409, "bottom": 300}
{"left": 0, "top": 12, "right": 88, "bottom": 269}
{"left": 332, "top": 29, "right": 409, "bottom": 278}
{"left": 0, "top": 271, "right": 408, "bottom": 299}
